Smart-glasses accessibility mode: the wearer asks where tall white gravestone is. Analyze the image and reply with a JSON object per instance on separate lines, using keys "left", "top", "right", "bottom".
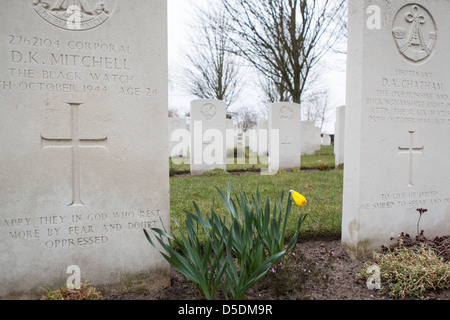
{"left": 0, "top": 1, "right": 170, "bottom": 298}
{"left": 343, "top": 0, "right": 450, "bottom": 257}
{"left": 268, "top": 103, "right": 301, "bottom": 171}
{"left": 190, "top": 99, "right": 226, "bottom": 175}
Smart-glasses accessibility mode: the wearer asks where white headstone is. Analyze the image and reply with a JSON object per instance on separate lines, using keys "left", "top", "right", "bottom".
{"left": 190, "top": 99, "right": 226, "bottom": 175}
{"left": 257, "top": 120, "right": 269, "bottom": 157}
{"left": 322, "top": 134, "right": 331, "bottom": 146}
{"left": 300, "top": 121, "right": 318, "bottom": 156}
{"left": 343, "top": 0, "right": 450, "bottom": 257}
{"left": 226, "top": 118, "right": 235, "bottom": 150}
{"left": 313, "top": 127, "right": 322, "bottom": 152}
{"left": 169, "top": 117, "right": 189, "bottom": 158}
{"left": 268, "top": 103, "right": 301, "bottom": 171}
{"left": 244, "top": 129, "right": 258, "bottom": 153}
{"left": 334, "top": 106, "right": 345, "bottom": 167}
{"left": 0, "top": 0, "right": 170, "bottom": 298}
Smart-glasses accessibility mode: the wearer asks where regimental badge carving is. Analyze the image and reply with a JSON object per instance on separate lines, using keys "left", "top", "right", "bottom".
{"left": 280, "top": 106, "right": 293, "bottom": 120}
{"left": 201, "top": 103, "right": 217, "bottom": 121}
{"left": 32, "top": 0, "right": 117, "bottom": 31}
{"left": 392, "top": 4, "right": 437, "bottom": 63}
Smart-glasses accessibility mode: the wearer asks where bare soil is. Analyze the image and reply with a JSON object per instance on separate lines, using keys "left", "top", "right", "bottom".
{"left": 103, "top": 237, "right": 450, "bottom": 301}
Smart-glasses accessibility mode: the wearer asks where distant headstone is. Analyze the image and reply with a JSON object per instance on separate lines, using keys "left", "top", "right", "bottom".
{"left": 322, "top": 134, "right": 331, "bottom": 146}
{"left": 343, "top": 0, "right": 450, "bottom": 257}
{"left": 268, "top": 103, "right": 301, "bottom": 171}
{"left": 190, "top": 99, "right": 226, "bottom": 175}
{"left": 257, "top": 120, "right": 269, "bottom": 157}
{"left": 300, "top": 121, "right": 318, "bottom": 156}
{"left": 334, "top": 106, "right": 345, "bottom": 167}
{"left": 226, "top": 118, "right": 235, "bottom": 150}
{"left": 0, "top": 1, "right": 170, "bottom": 298}
{"left": 169, "top": 117, "right": 189, "bottom": 158}
{"left": 244, "top": 129, "right": 258, "bottom": 153}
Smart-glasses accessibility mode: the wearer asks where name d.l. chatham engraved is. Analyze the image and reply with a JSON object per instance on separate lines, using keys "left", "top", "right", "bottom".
{"left": 32, "top": 0, "right": 118, "bottom": 31}
{"left": 41, "top": 103, "right": 108, "bottom": 206}
{"left": 392, "top": 4, "right": 437, "bottom": 63}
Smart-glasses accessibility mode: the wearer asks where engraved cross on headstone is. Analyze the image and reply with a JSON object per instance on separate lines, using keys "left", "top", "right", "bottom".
{"left": 281, "top": 136, "right": 292, "bottom": 149}
{"left": 203, "top": 135, "right": 215, "bottom": 147}
{"left": 398, "top": 131, "right": 424, "bottom": 187}
{"left": 41, "top": 102, "right": 108, "bottom": 206}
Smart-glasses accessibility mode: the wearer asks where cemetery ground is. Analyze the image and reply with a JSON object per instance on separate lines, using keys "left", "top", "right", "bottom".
{"left": 46, "top": 146, "right": 449, "bottom": 301}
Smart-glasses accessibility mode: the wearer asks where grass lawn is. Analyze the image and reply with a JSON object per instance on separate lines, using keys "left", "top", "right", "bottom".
{"left": 168, "top": 146, "right": 343, "bottom": 242}
{"left": 169, "top": 145, "right": 336, "bottom": 174}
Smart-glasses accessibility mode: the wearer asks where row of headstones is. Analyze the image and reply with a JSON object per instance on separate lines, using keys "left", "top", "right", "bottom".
{"left": 169, "top": 99, "right": 332, "bottom": 175}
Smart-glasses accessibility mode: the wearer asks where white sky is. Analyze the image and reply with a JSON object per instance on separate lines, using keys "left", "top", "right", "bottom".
{"left": 167, "top": 0, "right": 347, "bottom": 134}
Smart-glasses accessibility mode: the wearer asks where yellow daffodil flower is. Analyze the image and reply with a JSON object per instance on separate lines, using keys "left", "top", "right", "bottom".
{"left": 289, "top": 190, "right": 307, "bottom": 207}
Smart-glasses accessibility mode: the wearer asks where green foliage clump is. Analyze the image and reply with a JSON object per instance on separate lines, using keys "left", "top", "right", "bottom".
{"left": 144, "top": 182, "right": 307, "bottom": 300}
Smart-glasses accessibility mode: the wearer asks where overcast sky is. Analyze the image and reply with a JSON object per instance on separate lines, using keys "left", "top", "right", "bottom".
{"left": 167, "top": 0, "right": 347, "bottom": 134}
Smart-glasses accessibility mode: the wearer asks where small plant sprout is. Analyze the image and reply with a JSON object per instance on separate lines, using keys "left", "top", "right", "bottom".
{"left": 416, "top": 208, "right": 428, "bottom": 236}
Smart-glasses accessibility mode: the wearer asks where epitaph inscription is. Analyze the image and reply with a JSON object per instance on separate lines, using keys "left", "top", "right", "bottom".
{"left": 2, "top": 209, "right": 162, "bottom": 249}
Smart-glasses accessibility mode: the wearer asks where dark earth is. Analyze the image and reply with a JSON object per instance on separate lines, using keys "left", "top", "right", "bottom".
{"left": 103, "top": 237, "right": 450, "bottom": 301}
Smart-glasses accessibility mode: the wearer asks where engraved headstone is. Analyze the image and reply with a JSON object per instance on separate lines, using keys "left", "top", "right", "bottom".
{"left": 342, "top": 0, "right": 450, "bottom": 257}
{"left": 190, "top": 99, "right": 226, "bottom": 175}
{"left": 257, "top": 119, "right": 269, "bottom": 157}
{"left": 0, "top": 0, "right": 170, "bottom": 298}
{"left": 268, "top": 103, "right": 301, "bottom": 171}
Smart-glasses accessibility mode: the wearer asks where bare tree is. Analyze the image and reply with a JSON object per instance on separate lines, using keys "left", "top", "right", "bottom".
{"left": 173, "top": 3, "right": 244, "bottom": 110}
{"left": 236, "top": 106, "right": 259, "bottom": 132}
{"left": 221, "top": 0, "right": 347, "bottom": 105}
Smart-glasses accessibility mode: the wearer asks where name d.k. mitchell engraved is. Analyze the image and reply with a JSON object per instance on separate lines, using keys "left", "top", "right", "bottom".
{"left": 50, "top": 53, "right": 131, "bottom": 70}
